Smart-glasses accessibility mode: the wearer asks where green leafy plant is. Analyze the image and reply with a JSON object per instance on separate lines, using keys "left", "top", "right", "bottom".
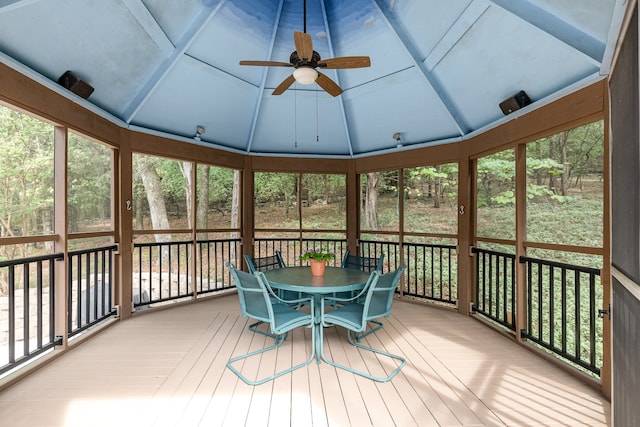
{"left": 299, "top": 248, "right": 336, "bottom": 262}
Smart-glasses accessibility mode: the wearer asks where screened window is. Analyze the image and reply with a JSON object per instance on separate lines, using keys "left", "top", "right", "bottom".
{"left": 476, "top": 149, "right": 516, "bottom": 242}
{"left": 526, "top": 121, "right": 604, "bottom": 249}
{"left": 0, "top": 104, "right": 54, "bottom": 241}
{"left": 68, "top": 131, "right": 112, "bottom": 234}
{"left": 404, "top": 163, "right": 458, "bottom": 237}
{"left": 360, "top": 171, "right": 399, "bottom": 232}
{"left": 132, "top": 154, "right": 189, "bottom": 232}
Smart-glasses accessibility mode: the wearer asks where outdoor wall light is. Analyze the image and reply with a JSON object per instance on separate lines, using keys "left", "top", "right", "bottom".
{"left": 393, "top": 132, "right": 402, "bottom": 148}
{"left": 194, "top": 125, "right": 205, "bottom": 140}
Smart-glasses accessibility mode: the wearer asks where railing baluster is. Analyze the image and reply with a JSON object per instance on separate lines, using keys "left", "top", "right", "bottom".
{"left": 561, "top": 267, "right": 567, "bottom": 354}
{"left": 37, "top": 261, "right": 43, "bottom": 349}
{"left": 574, "top": 270, "right": 581, "bottom": 364}
{"left": 549, "top": 266, "right": 555, "bottom": 348}
{"left": 8, "top": 265, "right": 15, "bottom": 364}
{"left": 23, "top": 263, "right": 30, "bottom": 358}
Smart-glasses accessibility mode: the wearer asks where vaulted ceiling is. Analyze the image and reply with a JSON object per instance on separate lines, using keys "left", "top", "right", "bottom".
{"left": 0, "top": 0, "right": 625, "bottom": 158}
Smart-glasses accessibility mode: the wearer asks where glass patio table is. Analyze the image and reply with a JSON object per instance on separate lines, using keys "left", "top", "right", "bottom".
{"left": 264, "top": 266, "right": 371, "bottom": 363}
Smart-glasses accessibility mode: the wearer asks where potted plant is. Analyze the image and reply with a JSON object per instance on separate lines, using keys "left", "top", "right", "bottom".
{"left": 299, "top": 248, "right": 336, "bottom": 276}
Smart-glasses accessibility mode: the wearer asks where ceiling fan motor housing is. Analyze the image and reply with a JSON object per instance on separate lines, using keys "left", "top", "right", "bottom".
{"left": 290, "top": 50, "right": 321, "bottom": 68}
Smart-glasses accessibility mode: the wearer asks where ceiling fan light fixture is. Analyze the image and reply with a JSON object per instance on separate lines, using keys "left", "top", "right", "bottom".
{"left": 293, "top": 67, "right": 318, "bottom": 85}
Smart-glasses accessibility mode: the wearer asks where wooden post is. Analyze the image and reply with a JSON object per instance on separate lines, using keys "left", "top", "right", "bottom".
{"left": 514, "top": 143, "right": 527, "bottom": 341}
{"left": 346, "top": 160, "right": 359, "bottom": 255}
{"left": 241, "top": 156, "right": 255, "bottom": 268}
{"left": 116, "top": 129, "right": 133, "bottom": 319}
{"left": 600, "top": 83, "right": 612, "bottom": 398}
{"left": 53, "top": 126, "right": 68, "bottom": 349}
{"left": 457, "top": 146, "right": 473, "bottom": 315}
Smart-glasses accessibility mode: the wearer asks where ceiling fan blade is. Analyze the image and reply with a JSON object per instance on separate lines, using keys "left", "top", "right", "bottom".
{"left": 240, "top": 60, "right": 292, "bottom": 67}
{"left": 294, "top": 31, "right": 313, "bottom": 61}
{"left": 318, "top": 56, "right": 371, "bottom": 69}
{"left": 272, "top": 74, "right": 296, "bottom": 95}
{"left": 315, "top": 72, "right": 343, "bottom": 97}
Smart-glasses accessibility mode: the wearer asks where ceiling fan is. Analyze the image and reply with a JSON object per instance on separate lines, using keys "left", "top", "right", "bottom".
{"left": 239, "top": 0, "right": 370, "bottom": 97}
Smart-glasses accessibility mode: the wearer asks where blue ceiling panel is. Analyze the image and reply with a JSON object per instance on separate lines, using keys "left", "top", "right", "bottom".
{"left": 0, "top": 0, "right": 166, "bottom": 116}
{"left": 377, "top": 0, "right": 475, "bottom": 61}
{"left": 526, "top": 0, "right": 616, "bottom": 42}
{"left": 0, "top": 0, "right": 626, "bottom": 158}
{"left": 130, "top": 56, "right": 257, "bottom": 150}
{"left": 142, "top": 0, "right": 205, "bottom": 43}
{"left": 343, "top": 68, "right": 461, "bottom": 154}
{"left": 188, "top": 0, "right": 281, "bottom": 85}
{"left": 250, "top": 88, "right": 350, "bottom": 155}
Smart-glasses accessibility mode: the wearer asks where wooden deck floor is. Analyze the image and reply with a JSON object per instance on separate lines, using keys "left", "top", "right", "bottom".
{"left": 0, "top": 294, "right": 610, "bottom": 426}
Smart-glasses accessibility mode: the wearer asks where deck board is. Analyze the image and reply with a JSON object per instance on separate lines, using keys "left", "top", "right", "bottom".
{"left": 0, "top": 294, "right": 610, "bottom": 426}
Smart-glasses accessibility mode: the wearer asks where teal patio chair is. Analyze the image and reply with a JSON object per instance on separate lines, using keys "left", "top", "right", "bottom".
{"left": 341, "top": 250, "right": 384, "bottom": 272}
{"left": 243, "top": 250, "right": 301, "bottom": 336}
{"left": 226, "top": 262, "right": 315, "bottom": 386}
{"left": 319, "top": 266, "right": 406, "bottom": 382}
{"left": 244, "top": 250, "right": 286, "bottom": 273}
{"left": 339, "top": 251, "right": 386, "bottom": 335}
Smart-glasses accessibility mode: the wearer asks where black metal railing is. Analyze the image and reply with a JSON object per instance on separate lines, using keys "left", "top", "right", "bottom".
{"left": 254, "top": 238, "right": 347, "bottom": 267}
{"left": 197, "top": 238, "right": 241, "bottom": 294}
{"left": 403, "top": 242, "right": 457, "bottom": 304}
{"left": 67, "top": 245, "right": 118, "bottom": 337}
{"left": 520, "top": 255, "right": 602, "bottom": 375}
{"left": 254, "top": 238, "right": 458, "bottom": 304}
{"left": 359, "top": 240, "right": 400, "bottom": 273}
{"left": 0, "top": 253, "right": 63, "bottom": 375}
{"left": 472, "top": 247, "right": 516, "bottom": 331}
{"left": 133, "top": 240, "right": 194, "bottom": 308}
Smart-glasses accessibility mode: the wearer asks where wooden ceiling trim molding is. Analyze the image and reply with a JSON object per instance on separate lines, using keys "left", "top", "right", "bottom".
{"left": 0, "top": 62, "right": 120, "bottom": 144}
{"left": 130, "top": 130, "right": 244, "bottom": 170}
{"left": 467, "top": 79, "right": 606, "bottom": 159}
{"left": 250, "top": 156, "right": 350, "bottom": 174}
{"left": 355, "top": 142, "right": 462, "bottom": 173}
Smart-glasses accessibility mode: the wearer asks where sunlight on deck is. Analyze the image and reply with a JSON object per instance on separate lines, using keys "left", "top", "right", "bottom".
{"left": 0, "top": 294, "right": 610, "bottom": 426}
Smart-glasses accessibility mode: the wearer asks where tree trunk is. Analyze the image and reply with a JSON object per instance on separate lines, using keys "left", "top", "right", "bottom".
{"left": 135, "top": 194, "right": 144, "bottom": 229}
{"left": 365, "top": 172, "right": 379, "bottom": 229}
{"left": 138, "top": 156, "right": 170, "bottom": 243}
{"left": 559, "top": 130, "right": 569, "bottom": 196}
{"left": 433, "top": 165, "right": 442, "bottom": 208}
{"left": 180, "top": 161, "right": 193, "bottom": 228}
{"left": 196, "top": 166, "right": 209, "bottom": 237}
{"left": 230, "top": 170, "right": 241, "bottom": 262}
{"left": 549, "top": 136, "right": 557, "bottom": 193}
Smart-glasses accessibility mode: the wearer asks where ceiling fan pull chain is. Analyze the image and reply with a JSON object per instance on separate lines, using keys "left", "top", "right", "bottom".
{"left": 294, "top": 84, "right": 298, "bottom": 148}
{"left": 316, "top": 87, "right": 319, "bottom": 142}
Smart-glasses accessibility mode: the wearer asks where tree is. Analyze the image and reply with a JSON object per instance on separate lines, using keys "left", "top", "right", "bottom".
{"left": 136, "top": 155, "right": 170, "bottom": 243}
{"left": 179, "top": 161, "right": 194, "bottom": 227}
{"left": 364, "top": 172, "right": 380, "bottom": 229}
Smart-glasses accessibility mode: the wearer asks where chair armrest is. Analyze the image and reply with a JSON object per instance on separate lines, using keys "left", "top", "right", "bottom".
{"left": 264, "top": 282, "right": 312, "bottom": 306}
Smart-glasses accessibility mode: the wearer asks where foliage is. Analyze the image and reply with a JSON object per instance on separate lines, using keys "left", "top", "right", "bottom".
{"left": 0, "top": 105, "right": 54, "bottom": 242}
{"left": 298, "top": 248, "right": 336, "bottom": 262}
{"left": 67, "top": 132, "right": 112, "bottom": 231}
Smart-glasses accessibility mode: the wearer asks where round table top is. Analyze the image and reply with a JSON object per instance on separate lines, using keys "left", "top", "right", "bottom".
{"left": 264, "top": 266, "right": 372, "bottom": 294}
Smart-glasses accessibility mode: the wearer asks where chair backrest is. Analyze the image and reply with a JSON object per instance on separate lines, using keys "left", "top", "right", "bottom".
{"left": 362, "top": 265, "right": 405, "bottom": 321}
{"left": 244, "top": 250, "right": 286, "bottom": 273}
{"left": 341, "top": 250, "right": 384, "bottom": 273}
{"left": 226, "top": 262, "right": 274, "bottom": 324}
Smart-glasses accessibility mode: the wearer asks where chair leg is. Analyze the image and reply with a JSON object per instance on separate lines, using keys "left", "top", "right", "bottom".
{"left": 354, "top": 320, "right": 383, "bottom": 342}
{"left": 247, "top": 320, "right": 279, "bottom": 339}
{"left": 227, "top": 326, "right": 315, "bottom": 386}
{"left": 319, "top": 326, "right": 405, "bottom": 383}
